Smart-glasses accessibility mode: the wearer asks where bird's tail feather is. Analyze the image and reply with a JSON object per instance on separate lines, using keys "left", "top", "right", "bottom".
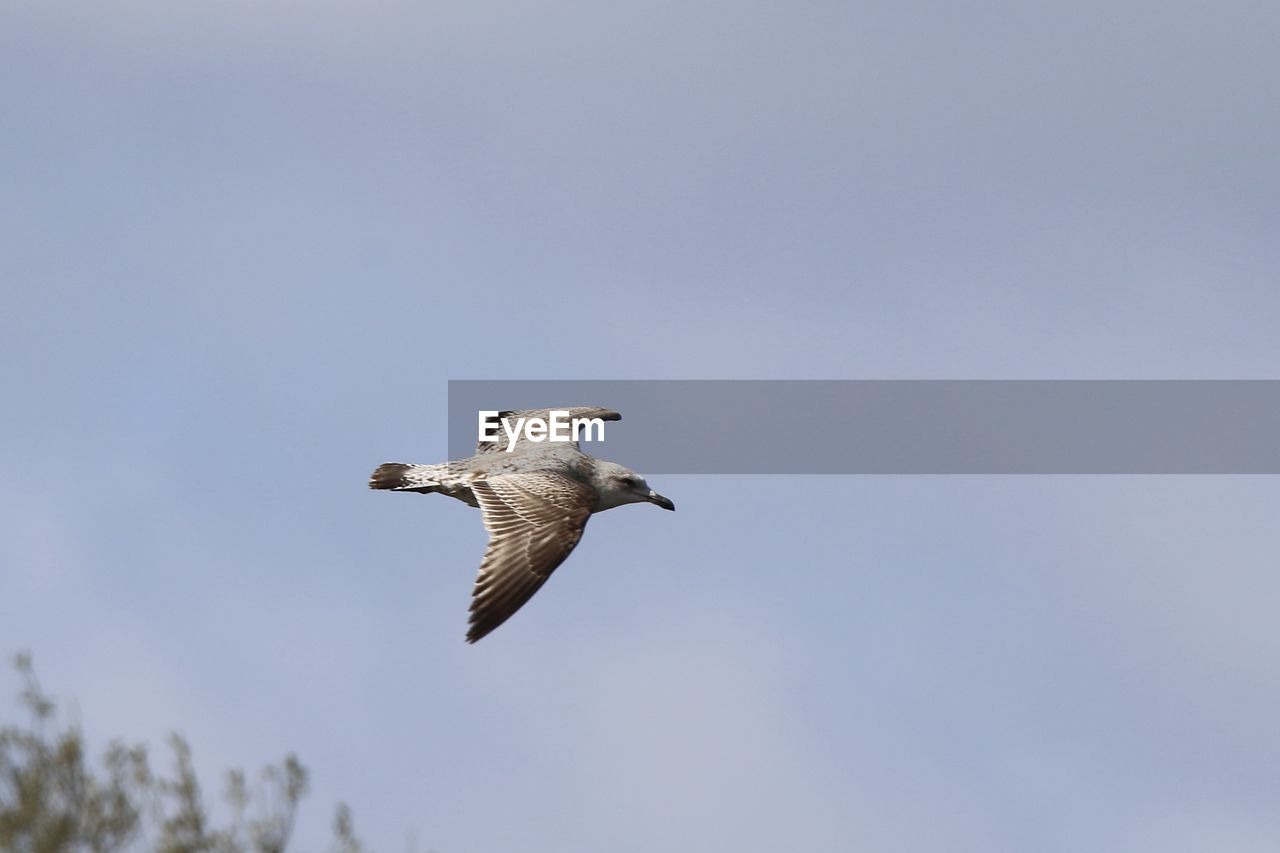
{"left": 368, "top": 462, "right": 446, "bottom": 493}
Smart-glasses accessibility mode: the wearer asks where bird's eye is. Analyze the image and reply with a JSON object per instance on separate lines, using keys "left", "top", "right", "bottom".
{"left": 620, "top": 476, "right": 637, "bottom": 488}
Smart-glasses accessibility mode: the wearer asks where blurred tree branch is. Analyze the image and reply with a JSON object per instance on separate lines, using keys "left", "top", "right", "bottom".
{"left": 0, "top": 653, "right": 366, "bottom": 853}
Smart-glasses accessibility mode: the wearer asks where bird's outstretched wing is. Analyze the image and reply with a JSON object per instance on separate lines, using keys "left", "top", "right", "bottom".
{"left": 475, "top": 406, "right": 621, "bottom": 455}
{"left": 466, "top": 471, "right": 597, "bottom": 643}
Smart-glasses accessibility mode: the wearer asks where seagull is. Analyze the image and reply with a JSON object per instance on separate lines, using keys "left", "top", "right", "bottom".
{"left": 369, "top": 407, "right": 675, "bottom": 643}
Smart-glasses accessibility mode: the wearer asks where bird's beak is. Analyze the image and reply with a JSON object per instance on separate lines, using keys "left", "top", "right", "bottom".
{"left": 647, "top": 490, "right": 675, "bottom": 511}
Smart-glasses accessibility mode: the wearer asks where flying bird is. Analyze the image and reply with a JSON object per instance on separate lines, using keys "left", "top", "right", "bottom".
{"left": 369, "top": 407, "right": 675, "bottom": 643}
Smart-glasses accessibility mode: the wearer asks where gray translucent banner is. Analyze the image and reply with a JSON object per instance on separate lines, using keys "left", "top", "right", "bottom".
{"left": 446, "top": 380, "right": 1280, "bottom": 474}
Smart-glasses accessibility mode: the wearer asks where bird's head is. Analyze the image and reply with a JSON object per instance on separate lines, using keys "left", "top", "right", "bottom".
{"left": 594, "top": 462, "right": 675, "bottom": 512}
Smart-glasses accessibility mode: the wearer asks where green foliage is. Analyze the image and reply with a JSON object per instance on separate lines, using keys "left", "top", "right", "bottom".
{"left": 0, "top": 653, "right": 365, "bottom": 853}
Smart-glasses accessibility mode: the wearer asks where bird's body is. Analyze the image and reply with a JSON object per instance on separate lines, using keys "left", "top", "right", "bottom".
{"left": 369, "top": 407, "right": 674, "bottom": 643}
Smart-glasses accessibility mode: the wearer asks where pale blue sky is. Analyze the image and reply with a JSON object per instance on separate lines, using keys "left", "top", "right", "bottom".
{"left": 3, "top": 2, "right": 1280, "bottom": 851}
